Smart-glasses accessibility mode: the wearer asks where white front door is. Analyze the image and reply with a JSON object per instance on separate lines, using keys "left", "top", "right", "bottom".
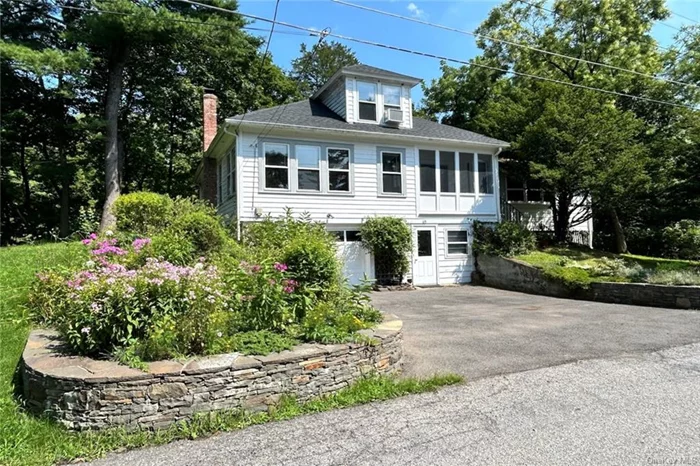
{"left": 332, "top": 230, "right": 374, "bottom": 285}
{"left": 413, "top": 227, "right": 438, "bottom": 286}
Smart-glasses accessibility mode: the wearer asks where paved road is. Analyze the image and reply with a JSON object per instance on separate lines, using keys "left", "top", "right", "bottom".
{"left": 91, "top": 343, "right": 700, "bottom": 466}
{"left": 372, "top": 285, "right": 700, "bottom": 379}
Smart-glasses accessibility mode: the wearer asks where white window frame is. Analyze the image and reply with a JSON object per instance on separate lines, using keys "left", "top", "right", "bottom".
{"left": 295, "top": 145, "right": 322, "bottom": 192}
{"left": 383, "top": 84, "right": 402, "bottom": 111}
{"left": 327, "top": 146, "right": 352, "bottom": 193}
{"left": 377, "top": 147, "right": 405, "bottom": 197}
{"left": 216, "top": 158, "right": 223, "bottom": 205}
{"left": 445, "top": 229, "right": 470, "bottom": 257}
{"left": 477, "top": 153, "right": 495, "bottom": 195}
{"left": 262, "top": 142, "right": 290, "bottom": 191}
{"left": 357, "top": 80, "right": 378, "bottom": 123}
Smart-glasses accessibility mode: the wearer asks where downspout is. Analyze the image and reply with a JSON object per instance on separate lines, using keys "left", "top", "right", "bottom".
{"left": 494, "top": 147, "right": 504, "bottom": 222}
{"left": 222, "top": 123, "right": 242, "bottom": 241}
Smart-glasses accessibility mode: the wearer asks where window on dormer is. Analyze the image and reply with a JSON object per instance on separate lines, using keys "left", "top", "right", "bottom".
{"left": 358, "top": 81, "right": 377, "bottom": 121}
{"left": 383, "top": 85, "right": 401, "bottom": 110}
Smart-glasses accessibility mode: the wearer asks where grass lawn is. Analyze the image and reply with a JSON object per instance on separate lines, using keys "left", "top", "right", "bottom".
{"left": 515, "top": 246, "right": 700, "bottom": 287}
{"left": 0, "top": 243, "right": 462, "bottom": 466}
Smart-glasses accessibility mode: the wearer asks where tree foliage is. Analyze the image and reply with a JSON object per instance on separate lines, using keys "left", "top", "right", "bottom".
{"left": 290, "top": 40, "right": 359, "bottom": 97}
{"left": 421, "top": 0, "right": 698, "bottom": 252}
{"left": 1, "top": 0, "right": 299, "bottom": 243}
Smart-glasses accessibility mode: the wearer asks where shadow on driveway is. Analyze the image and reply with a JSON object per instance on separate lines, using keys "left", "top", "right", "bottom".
{"left": 372, "top": 285, "right": 700, "bottom": 379}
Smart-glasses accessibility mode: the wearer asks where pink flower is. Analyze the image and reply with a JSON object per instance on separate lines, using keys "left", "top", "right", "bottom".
{"left": 251, "top": 264, "right": 262, "bottom": 273}
{"left": 283, "top": 286, "right": 294, "bottom": 294}
{"left": 82, "top": 238, "right": 92, "bottom": 245}
{"left": 132, "top": 237, "right": 151, "bottom": 252}
{"left": 89, "top": 233, "right": 98, "bottom": 240}
{"left": 268, "top": 279, "right": 276, "bottom": 286}
{"left": 274, "top": 262, "right": 288, "bottom": 272}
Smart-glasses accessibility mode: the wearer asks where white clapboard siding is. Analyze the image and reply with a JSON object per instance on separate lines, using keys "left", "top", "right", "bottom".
{"left": 237, "top": 131, "right": 418, "bottom": 224}
{"left": 319, "top": 79, "right": 346, "bottom": 121}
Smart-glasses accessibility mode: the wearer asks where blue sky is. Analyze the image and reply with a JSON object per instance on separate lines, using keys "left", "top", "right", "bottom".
{"left": 237, "top": 0, "right": 700, "bottom": 104}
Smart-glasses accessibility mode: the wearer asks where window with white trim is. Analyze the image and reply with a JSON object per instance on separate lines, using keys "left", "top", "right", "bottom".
{"left": 446, "top": 230, "right": 469, "bottom": 256}
{"left": 383, "top": 85, "right": 401, "bottom": 110}
{"left": 439, "top": 151, "right": 456, "bottom": 193}
{"left": 223, "top": 149, "right": 235, "bottom": 199}
{"left": 478, "top": 153, "right": 494, "bottom": 194}
{"left": 216, "top": 158, "right": 223, "bottom": 205}
{"left": 263, "top": 143, "right": 289, "bottom": 190}
{"left": 380, "top": 150, "right": 403, "bottom": 195}
{"left": 459, "top": 152, "right": 474, "bottom": 193}
{"left": 357, "top": 81, "right": 377, "bottom": 121}
{"left": 328, "top": 148, "right": 350, "bottom": 192}
{"left": 296, "top": 145, "right": 321, "bottom": 191}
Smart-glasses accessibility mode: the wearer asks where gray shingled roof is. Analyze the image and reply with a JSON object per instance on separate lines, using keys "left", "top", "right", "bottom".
{"left": 341, "top": 64, "right": 422, "bottom": 84}
{"left": 227, "top": 100, "right": 509, "bottom": 146}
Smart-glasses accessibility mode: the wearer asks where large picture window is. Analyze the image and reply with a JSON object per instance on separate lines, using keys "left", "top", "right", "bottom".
{"left": 296, "top": 145, "right": 320, "bottom": 191}
{"left": 419, "top": 150, "right": 436, "bottom": 192}
{"left": 357, "top": 81, "right": 377, "bottom": 121}
{"left": 380, "top": 151, "right": 403, "bottom": 194}
{"left": 478, "top": 154, "right": 494, "bottom": 194}
{"left": 328, "top": 148, "right": 351, "bottom": 192}
{"left": 264, "top": 143, "right": 289, "bottom": 189}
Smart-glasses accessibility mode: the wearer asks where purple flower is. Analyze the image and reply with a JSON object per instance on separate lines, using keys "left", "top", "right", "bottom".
{"left": 132, "top": 237, "right": 151, "bottom": 252}
{"left": 89, "top": 233, "right": 98, "bottom": 240}
{"left": 251, "top": 264, "right": 262, "bottom": 273}
{"left": 283, "top": 286, "right": 294, "bottom": 294}
{"left": 82, "top": 238, "right": 92, "bottom": 245}
{"left": 274, "top": 262, "right": 288, "bottom": 272}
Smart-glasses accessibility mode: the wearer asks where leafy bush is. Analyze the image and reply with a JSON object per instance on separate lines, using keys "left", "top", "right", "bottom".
{"left": 473, "top": 220, "right": 536, "bottom": 257}
{"left": 359, "top": 217, "right": 412, "bottom": 285}
{"left": 646, "top": 268, "right": 700, "bottom": 286}
{"left": 113, "top": 192, "right": 174, "bottom": 235}
{"left": 213, "top": 330, "right": 299, "bottom": 356}
{"left": 282, "top": 237, "right": 340, "bottom": 289}
{"left": 243, "top": 210, "right": 341, "bottom": 289}
{"left": 170, "top": 211, "right": 228, "bottom": 257}
{"left": 661, "top": 220, "right": 700, "bottom": 260}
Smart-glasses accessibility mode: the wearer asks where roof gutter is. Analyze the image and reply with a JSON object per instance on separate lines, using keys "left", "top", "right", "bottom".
{"left": 225, "top": 118, "right": 511, "bottom": 149}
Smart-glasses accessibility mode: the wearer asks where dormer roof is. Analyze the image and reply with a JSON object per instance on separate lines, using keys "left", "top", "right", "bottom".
{"left": 312, "top": 63, "right": 422, "bottom": 99}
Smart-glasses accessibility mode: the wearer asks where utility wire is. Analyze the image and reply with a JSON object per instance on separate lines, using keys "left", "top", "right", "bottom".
{"left": 333, "top": 0, "right": 698, "bottom": 90}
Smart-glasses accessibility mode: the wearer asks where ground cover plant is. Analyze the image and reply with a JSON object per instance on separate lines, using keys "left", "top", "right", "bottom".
{"left": 28, "top": 194, "right": 384, "bottom": 366}
{"left": 515, "top": 246, "right": 700, "bottom": 288}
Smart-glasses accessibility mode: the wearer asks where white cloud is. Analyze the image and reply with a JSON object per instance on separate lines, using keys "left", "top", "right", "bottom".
{"left": 407, "top": 2, "right": 425, "bottom": 18}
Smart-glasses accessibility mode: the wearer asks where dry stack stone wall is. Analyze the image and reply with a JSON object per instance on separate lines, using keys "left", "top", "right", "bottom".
{"left": 22, "top": 315, "right": 403, "bottom": 431}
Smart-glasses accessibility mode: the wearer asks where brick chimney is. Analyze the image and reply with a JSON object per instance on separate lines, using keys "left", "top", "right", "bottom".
{"left": 200, "top": 91, "right": 218, "bottom": 205}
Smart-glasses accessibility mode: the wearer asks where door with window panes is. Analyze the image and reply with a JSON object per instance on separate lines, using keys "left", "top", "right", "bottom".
{"left": 413, "top": 227, "right": 438, "bottom": 286}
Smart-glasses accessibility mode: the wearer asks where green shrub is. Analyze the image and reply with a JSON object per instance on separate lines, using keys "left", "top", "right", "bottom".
{"left": 359, "top": 217, "right": 412, "bottom": 285}
{"left": 473, "top": 220, "right": 536, "bottom": 257}
{"left": 210, "top": 330, "right": 299, "bottom": 356}
{"left": 112, "top": 192, "right": 174, "bottom": 235}
{"left": 282, "top": 237, "right": 340, "bottom": 288}
{"left": 542, "top": 265, "right": 593, "bottom": 290}
{"left": 143, "top": 232, "right": 198, "bottom": 265}
{"left": 661, "top": 220, "right": 700, "bottom": 260}
{"left": 170, "top": 211, "right": 228, "bottom": 257}
{"left": 242, "top": 210, "right": 341, "bottom": 289}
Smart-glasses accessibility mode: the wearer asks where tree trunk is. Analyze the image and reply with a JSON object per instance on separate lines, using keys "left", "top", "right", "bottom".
{"left": 167, "top": 108, "right": 176, "bottom": 194}
{"left": 610, "top": 208, "right": 628, "bottom": 253}
{"left": 554, "top": 194, "right": 570, "bottom": 243}
{"left": 19, "top": 143, "right": 30, "bottom": 212}
{"left": 59, "top": 148, "right": 70, "bottom": 238}
{"left": 99, "top": 44, "right": 129, "bottom": 232}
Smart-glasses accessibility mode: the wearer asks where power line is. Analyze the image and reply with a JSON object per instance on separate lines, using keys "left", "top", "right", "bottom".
{"left": 670, "top": 10, "right": 699, "bottom": 25}
{"left": 333, "top": 0, "right": 698, "bottom": 91}
{"left": 178, "top": 0, "right": 696, "bottom": 111}
{"left": 44, "top": 3, "right": 313, "bottom": 37}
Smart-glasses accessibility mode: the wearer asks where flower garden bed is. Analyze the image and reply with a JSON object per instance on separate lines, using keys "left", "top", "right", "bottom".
{"left": 21, "top": 314, "right": 403, "bottom": 431}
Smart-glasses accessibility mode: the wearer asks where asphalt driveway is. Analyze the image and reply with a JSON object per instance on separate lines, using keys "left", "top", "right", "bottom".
{"left": 371, "top": 285, "right": 700, "bottom": 379}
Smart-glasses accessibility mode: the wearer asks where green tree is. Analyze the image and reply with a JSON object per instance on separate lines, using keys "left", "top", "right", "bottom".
{"left": 290, "top": 40, "right": 358, "bottom": 97}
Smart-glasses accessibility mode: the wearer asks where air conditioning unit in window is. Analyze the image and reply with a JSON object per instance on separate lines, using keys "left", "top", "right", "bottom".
{"left": 384, "top": 108, "right": 403, "bottom": 127}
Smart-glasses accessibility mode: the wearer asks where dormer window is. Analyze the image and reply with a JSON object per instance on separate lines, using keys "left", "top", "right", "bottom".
{"left": 357, "top": 81, "right": 377, "bottom": 121}
{"left": 383, "top": 85, "right": 401, "bottom": 110}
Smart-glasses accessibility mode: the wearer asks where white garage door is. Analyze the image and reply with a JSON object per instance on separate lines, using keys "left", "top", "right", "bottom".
{"left": 331, "top": 230, "right": 374, "bottom": 286}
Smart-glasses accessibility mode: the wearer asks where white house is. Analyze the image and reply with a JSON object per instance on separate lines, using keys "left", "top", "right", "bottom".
{"left": 199, "top": 64, "right": 511, "bottom": 286}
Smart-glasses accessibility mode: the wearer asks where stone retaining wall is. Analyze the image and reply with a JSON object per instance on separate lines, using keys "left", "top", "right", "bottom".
{"left": 474, "top": 255, "right": 700, "bottom": 310}
{"left": 22, "top": 316, "right": 403, "bottom": 431}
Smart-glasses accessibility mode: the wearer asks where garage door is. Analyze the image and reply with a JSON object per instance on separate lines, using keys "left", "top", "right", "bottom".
{"left": 331, "top": 230, "right": 374, "bottom": 286}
